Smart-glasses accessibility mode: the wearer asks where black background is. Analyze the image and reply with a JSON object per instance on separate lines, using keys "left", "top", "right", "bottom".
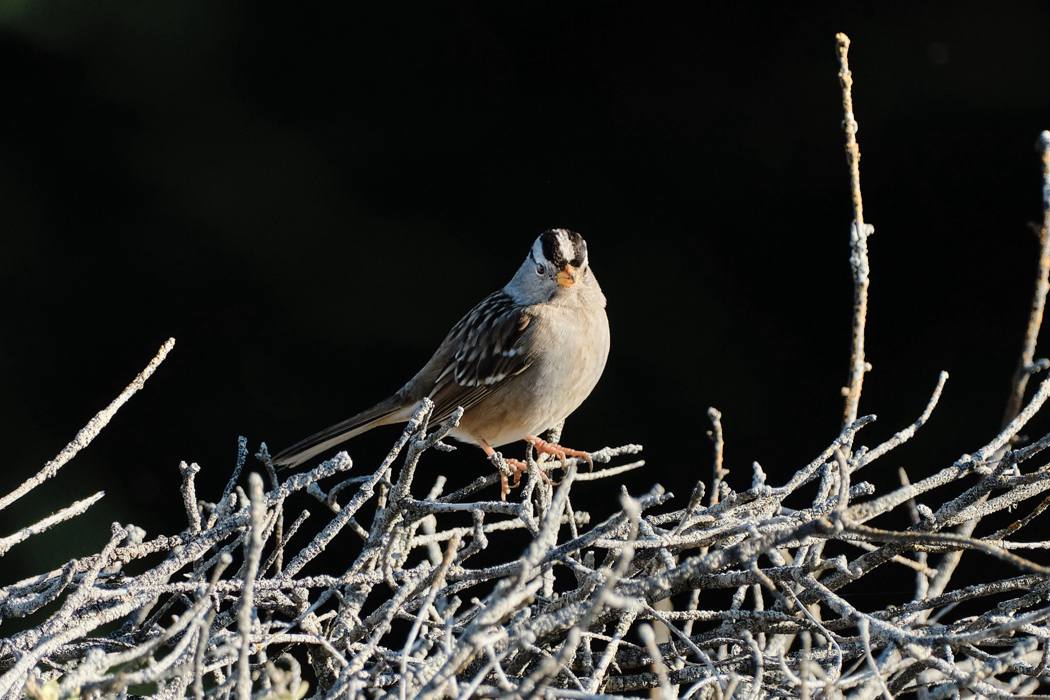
{"left": 3, "top": 2, "right": 1050, "bottom": 600}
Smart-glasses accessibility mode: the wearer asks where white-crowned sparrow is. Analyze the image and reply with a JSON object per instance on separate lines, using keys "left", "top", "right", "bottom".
{"left": 272, "top": 229, "right": 610, "bottom": 496}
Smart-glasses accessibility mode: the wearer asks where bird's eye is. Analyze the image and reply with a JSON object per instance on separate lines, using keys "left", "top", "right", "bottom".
{"left": 535, "top": 264, "right": 545, "bottom": 276}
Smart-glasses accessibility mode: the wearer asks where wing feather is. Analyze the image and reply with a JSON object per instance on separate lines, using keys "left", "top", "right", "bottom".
{"left": 428, "top": 291, "right": 534, "bottom": 423}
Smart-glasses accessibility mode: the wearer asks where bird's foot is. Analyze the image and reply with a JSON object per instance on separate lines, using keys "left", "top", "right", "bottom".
{"left": 485, "top": 450, "right": 553, "bottom": 500}
{"left": 503, "top": 458, "right": 527, "bottom": 500}
{"left": 500, "top": 458, "right": 555, "bottom": 499}
{"left": 484, "top": 443, "right": 555, "bottom": 500}
{"left": 485, "top": 449, "right": 527, "bottom": 501}
{"left": 525, "top": 435, "right": 594, "bottom": 472}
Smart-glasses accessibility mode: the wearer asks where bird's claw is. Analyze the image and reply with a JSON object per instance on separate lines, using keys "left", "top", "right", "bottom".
{"left": 525, "top": 436, "right": 594, "bottom": 472}
{"left": 498, "top": 457, "right": 554, "bottom": 500}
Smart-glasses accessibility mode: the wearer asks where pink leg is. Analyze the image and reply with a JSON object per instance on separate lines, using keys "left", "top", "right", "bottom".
{"left": 525, "top": 435, "right": 594, "bottom": 471}
{"left": 479, "top": 440, "right": 528, "bottom": 500}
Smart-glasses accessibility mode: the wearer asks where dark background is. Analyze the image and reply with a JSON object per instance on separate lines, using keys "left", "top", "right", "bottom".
{"left": 2, "top": 2, "right": 1050, "bottom": 598}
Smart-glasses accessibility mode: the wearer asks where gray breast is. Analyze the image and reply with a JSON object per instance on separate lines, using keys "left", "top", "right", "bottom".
{"left": 512, "top": 300, "right": 610, "bottom": 435}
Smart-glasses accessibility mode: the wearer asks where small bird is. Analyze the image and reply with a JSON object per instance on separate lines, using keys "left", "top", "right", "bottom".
{"left": 272, "top": 229, "right": 610, "bottom": 497}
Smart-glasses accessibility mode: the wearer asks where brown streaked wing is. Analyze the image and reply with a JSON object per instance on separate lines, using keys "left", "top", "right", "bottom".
{"left": 428, "top": 291, "right": 534, "bottom": 424}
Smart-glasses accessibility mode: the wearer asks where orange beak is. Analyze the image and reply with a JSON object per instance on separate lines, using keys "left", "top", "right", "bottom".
{"left": 556, "top": 264, "right": 577, "bottom": 287}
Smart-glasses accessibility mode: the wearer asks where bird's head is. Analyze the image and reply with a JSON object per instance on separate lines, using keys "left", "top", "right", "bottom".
{"left": 508, "top": 229, "right": 591, "bottom": 303}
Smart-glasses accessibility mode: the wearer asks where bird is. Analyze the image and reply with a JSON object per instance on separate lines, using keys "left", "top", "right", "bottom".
{"left": 272, "top": 228, "right": 610, "bottom": 498}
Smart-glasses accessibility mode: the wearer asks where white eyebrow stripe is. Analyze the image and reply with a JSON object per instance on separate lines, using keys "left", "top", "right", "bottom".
{"left": 556, "top": 230, "right": 575, "bottom": 265}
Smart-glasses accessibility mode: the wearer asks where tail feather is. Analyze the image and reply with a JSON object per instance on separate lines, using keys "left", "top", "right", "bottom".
{"left": 272, "top": 395, "right": 409, "bottom": 468}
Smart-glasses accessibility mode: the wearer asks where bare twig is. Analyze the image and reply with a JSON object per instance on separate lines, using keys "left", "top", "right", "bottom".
{"left": 0, "top": 337, "right": 174, "bottom": 513}
{"left": 1003, "top": 130, "right": 1050, "bottom": 425}
{"left": 835, "top": 33, "right": 873, "bottom": 438}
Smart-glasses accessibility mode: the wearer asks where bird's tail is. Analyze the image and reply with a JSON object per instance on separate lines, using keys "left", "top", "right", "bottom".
{"left": 272, "top": 395, "right": 410, "bottom": 469}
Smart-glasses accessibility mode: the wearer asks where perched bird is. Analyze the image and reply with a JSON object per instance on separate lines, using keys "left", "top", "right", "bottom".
{"left": 272, "top": 229, "right": 610, "bottom": 497}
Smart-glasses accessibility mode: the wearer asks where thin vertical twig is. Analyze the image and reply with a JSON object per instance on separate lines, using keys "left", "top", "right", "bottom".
{"left": 929, "top": 132, "right": 1050, "bottom": 602}
{"left": 236, "top": 473, "right": 266, "bottom": 700}
{"left": 638, "top": 623, "right": 673, "bottom": 700}
{"left": 707, "top": 408, "right": 727, "bottom": 506}
{"left": 1003, "top": 130, "right": 1050, "bottom": 426}
{"left": 836, "top": 32, "right": 873, "bottom": 439}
